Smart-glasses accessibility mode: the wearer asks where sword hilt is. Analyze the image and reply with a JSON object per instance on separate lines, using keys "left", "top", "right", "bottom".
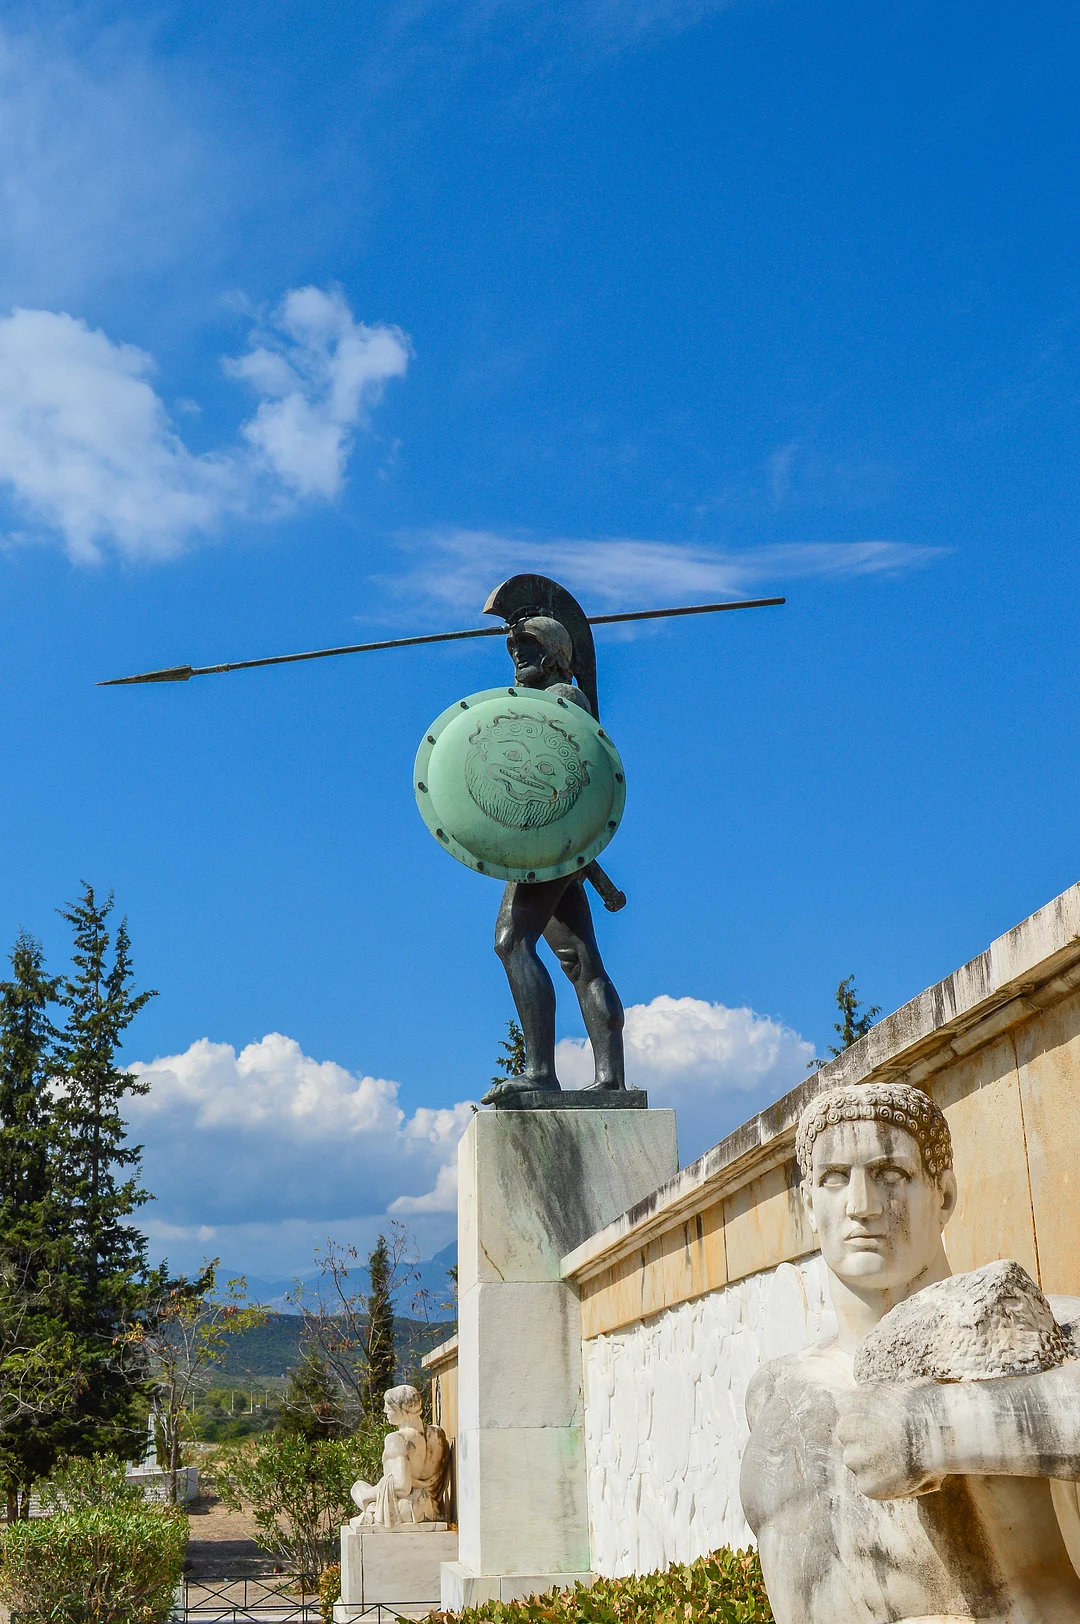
{"left": 584, "top": 862, "right": 626, "bottom": 912}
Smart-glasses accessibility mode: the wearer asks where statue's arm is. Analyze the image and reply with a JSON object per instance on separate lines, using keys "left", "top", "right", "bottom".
{"left": 838, "top": 1361, "right": 1080, "bottom": 1499}
{"left": 381, "top": 1433, "right": 414, "bottom": 1497}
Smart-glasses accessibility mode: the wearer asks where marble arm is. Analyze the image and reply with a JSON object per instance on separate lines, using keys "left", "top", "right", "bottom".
{"left": 836, "top": 1363, "right": 1080, "bottom": 1500}
{"left": 381, "top": 1433, "right": 414, "bottom": 1498}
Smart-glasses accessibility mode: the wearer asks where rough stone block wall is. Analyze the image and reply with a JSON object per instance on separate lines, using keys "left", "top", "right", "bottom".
{"left": 582, "top": 1255, "right": 834, "bottom": 1576}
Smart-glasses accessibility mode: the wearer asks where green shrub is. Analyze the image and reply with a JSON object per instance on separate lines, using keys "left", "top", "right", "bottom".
{"left": 37, "top": 1453, "right": 145, "bottom": 1514}
{"left": 429, "top": 1547, "right": 773, "bottom": 1624}
{"left": 213, "top": 1431, "right": 368, "bottom": 1581}
{"left": 318, "top": 1562, "right": 341, "bottom": 1623}
{"left": 0, "top": 1503, "right": 188, "bottom": 1624}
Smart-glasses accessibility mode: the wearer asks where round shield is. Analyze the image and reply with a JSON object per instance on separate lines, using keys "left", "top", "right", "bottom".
{"left": 414, "top": 687, "right": 625, "bottom": 883}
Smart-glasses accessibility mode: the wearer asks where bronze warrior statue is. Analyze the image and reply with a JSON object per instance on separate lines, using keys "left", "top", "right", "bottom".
{"left": 478, "top": 576, "right": 626, "bottom": 1106}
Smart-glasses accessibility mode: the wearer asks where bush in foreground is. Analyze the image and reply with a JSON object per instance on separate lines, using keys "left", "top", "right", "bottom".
{"left": 319, "top": 1562, "right": 341, "bottom": 1622}
{"left": 0, "top": 1503, "right": 188, "bottom": 1624}
{"left": 429, "top": 1547, "right": 773, "bottom": 1624}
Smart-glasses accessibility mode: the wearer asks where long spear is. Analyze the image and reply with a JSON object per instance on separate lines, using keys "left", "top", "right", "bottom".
{"left": 98, "top": 596, "right": 785, "bottom": 685}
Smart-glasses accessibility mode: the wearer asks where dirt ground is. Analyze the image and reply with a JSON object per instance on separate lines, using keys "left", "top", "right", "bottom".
{"left": 184, "top": 1492, "right": 281, "bottom": 1579}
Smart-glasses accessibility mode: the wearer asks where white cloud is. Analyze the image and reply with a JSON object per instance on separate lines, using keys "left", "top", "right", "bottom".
{"left": 226, "top": 287, "right": 410, "bottom": 500}
{"left": 393, "top": 528, "right": 947, "bottom": 615}
{"left": 391, "top": 1163, "right": 460, "bottom": 1214}
{"left": 0, "top": 289, "right": 409, "bottom": 562}
{"left": 127, "top": 1000, "right": 813, "bottom": 1273}
{"left": 126, "top": 1032, "right": 475, "bottom": 1270}
{"left": 556, "top": 994, "right": 814, "bottom": 1164}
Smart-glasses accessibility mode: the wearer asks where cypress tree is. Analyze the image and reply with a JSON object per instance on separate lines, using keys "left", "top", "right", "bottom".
{"left": 361, "top": 1235, "right": 396, "bottom": 1416}
{"left": 43, "top": 885, "right": 157, "bottom": 1460}
{"left": 0, "top": 933, "right": 61, "bottom": 1514}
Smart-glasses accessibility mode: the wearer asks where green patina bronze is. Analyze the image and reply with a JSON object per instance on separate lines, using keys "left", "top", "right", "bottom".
{"left": 414, "top": 686, "right": 625, "bottom": 883}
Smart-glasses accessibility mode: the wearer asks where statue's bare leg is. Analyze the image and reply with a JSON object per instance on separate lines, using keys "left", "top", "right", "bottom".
{"left": 486, "top": 878, "right": 569, "bottom": 1101}
{"left": 544, "top": 880, "right": 625, "bottom": 1090}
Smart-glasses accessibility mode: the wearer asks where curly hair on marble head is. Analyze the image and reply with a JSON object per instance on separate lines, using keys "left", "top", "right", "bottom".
{"left": 795, "top": 1081, "right": 953, "bottom": 1181}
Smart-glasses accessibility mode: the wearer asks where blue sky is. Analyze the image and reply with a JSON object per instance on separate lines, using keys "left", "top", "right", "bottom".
{"left": 0, "top": 0, "right": 1077, "bottom": 1280}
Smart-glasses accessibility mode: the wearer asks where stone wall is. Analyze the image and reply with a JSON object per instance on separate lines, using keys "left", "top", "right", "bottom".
{"left": 562, "top": 880, "right": 1080, "bottom": 1576}
{"left": 443, "top": 882, "right": 1080, "bottom": 1583}
{"left": 582, "top": 1256, "right": 834, "bottom": 1575}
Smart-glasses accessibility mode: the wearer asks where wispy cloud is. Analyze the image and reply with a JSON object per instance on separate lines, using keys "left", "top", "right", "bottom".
{"left": 391, "top": 527, "right": 947, "bottom": 615}
{"left": 0, "top": 289, "right": 409, "bottom": 563}
{"left": 0, "top": 20, "right": 217, "bottom": 309}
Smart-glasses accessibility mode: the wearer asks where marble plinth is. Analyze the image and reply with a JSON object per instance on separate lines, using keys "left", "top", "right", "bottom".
{"left": 443, "top": 1106, "right": 677, "bottom": 1610}
{"left": 337, "top": 1524, "right": 458, "bottom": 1612}
{"left": 440, "top": 1562, "right": 596, "bottom": 1610}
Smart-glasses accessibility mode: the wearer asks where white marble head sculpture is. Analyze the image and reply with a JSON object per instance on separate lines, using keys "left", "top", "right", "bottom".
{"left": 796, "top": 1081, "right": 953, "bottom": 1180}
{"left": 797, "top": 1081, "right": 957, "bottom": 1300}
{"left": 383, "top": 1383, "right": 424, "bottom": 1423}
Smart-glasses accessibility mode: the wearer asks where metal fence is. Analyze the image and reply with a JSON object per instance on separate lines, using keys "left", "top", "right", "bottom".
{"left": 179, "top": 1576, "right": 429, "bottom": 1623}
{"left": 180, "top": 1576, "right": 320, "bottom": 1623}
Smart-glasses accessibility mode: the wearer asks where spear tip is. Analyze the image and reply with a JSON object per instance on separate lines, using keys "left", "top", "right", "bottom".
{"left": 97, "top": 665, "right": 194, "bottom": 687}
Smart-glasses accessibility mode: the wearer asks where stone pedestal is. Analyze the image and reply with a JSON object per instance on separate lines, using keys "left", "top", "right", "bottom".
{"left": 442, "top": 1106, "right": 677, "bottom": 1610}
{"left": 335, "top": 1524, "right": 458, "bottom": 1615}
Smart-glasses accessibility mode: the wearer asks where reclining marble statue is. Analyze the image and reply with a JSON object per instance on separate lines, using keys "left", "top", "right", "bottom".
{"left": 740, "top": 1080, "right": 1080, "bottom": 1624}
{"left": 350, "top": 1385, "right": 449, "bottom": 1530}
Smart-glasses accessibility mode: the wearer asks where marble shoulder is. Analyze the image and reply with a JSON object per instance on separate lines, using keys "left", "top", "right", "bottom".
{"left": 745, "top": 1341, "right": 834, "bottom": 1429}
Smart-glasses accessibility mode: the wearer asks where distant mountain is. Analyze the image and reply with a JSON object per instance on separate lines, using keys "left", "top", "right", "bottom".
{"left": 226, "top": 1242, "right": 457, "bottom": 1318}
{"left": 212, "top": 1312, "right": 454, "bottom": 1383}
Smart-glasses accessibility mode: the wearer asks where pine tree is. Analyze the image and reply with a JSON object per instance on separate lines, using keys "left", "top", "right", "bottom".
{"left": 361, "top": 1235, "right": 396, "bottom": 1417}
{"left": 827, "top": 975, "right": 882, "bottom": 1057}
{"left": 280, "top": 1353, "right": 344, "bottom": 1441}
{"left": 0, "top": 933, "right": 61, "bottom": 1514}
{"left": 492, "top": 1019, "right": 526, "bottom": 1085}
{"left": 43, "top": 885, "right": 158, "bottom": 1460}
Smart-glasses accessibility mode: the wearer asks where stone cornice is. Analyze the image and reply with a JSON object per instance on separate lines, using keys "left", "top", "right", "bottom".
{"left": 561, "top": 881, "right": 1080, "bottom": 1286}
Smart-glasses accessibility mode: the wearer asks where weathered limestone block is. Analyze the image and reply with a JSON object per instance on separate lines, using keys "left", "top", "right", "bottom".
{"left": 446, "top": 1107, "right": 677, "bottom": 1610}
{"left": 854, "top": 1259, "right": 1079, "bottom": 1384}
{"left": 458, "top": 1108, "right": 679, "bottom": 1291}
